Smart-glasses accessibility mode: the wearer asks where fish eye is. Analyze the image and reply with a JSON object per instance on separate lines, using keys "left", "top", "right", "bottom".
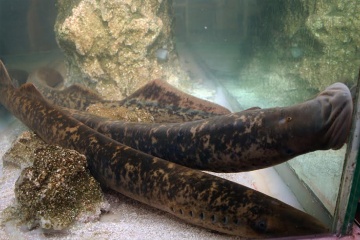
{"left": 282, "top": 147, "right": 294, "bottom": 156}
{"left": 253, "top": 219, "right": 267, "bottom": 232}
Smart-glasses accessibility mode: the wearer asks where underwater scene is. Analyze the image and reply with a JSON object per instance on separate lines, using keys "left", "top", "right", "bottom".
{"left": 0, "top": 0, "right": 359, "bottom": 239}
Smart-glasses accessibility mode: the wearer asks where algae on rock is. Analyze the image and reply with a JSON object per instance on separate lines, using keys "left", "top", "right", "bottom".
{"left": 263, "top": 0, "right": 360, "bottom": 90}
{"left": 301, "top": 0, "right": 360, "bottom": 89}
{"left": 2, "top": 132, "right": 107, "bottom": 230}
{"left": 55, "top": 0, "right": 186, "bottom": 100}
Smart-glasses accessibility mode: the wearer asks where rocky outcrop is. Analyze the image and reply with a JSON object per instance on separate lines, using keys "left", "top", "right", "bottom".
{"left": 268, "top": 0, "right": 360, "bottom": 90}
{"left": 301, "top": 1, "right": 360, "bottom": 88}
{"left": 55, "top": 0, "right": 185, "bottom": 100}
{"left": 2, "top": 132, "right": 108, "bottom": 230}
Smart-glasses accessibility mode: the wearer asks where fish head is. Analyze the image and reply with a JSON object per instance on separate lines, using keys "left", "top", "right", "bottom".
{"left": 248, "top": 203, "right": 328, "bottom": 238}
{"left": 316, "top": 82, "right": 353, "bottom": 150}
{"left": 271, "top": 82, "right": 353, "bottom": 158}
{"left": 233, "top": 198, "right": 329, "bottom": 238}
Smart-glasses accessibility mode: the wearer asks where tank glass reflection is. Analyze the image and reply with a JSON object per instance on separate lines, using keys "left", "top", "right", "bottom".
{"left": 173, "top": 0, "right": 358, "bottom": 216}
{"left": 0, "top": 0, "right": 358, "bottom": 234}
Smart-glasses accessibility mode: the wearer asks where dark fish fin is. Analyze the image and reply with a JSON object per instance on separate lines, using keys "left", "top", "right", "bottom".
{"left": 0, "top": 60, "right": 14, "bottom": 87}
{"left": 63, "top": 84, "right": 104, "bottom": 102}
{"left": 18, "top": 82, "right": 47, "bottom": 100}
{"left": 243, "top": 107, "right": 261, "bottom": 111}
{"left": 122, "top": 79, "right": 231, "bottom": 114}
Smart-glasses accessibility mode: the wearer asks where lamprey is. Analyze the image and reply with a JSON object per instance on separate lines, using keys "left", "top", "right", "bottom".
{"left": 58, "top": 82, "right": 352, "bottom": 172}
{"left": 0, "top": 61, "right": 328, "bottom": 238}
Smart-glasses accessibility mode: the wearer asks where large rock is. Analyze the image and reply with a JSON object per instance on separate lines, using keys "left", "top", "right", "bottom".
{"left": 301, "top": 0, "right": 360, "bottom": 89}
{"left": 269, "top": 0, "right": 360, "bottom": 90}
{"left": 2, "top": 132, "right": 108, "bottom": 230}
{"left": 55, "top": 0, "right": 185, "bottom": 100}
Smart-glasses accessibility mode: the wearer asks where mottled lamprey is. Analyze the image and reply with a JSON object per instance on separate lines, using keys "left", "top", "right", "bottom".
{"left": 35, "top": 77, "right": 353, "bottom": 172}
{"left": 31, "top": 76, "right": 230, "bottom": 123}
{"left": 1, "top": 60, "right": 351, "bottom": 238}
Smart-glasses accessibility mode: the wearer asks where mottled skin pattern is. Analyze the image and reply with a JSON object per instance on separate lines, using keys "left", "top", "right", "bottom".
{"left": 33, "top": 83, "right": 104, "bottom": 112}
{"left": 0, "top": 61, "right": 328, "bottom": 237}
{"left": 58, "top": 83, "right": 353, "bottom": 172}
{"left": 29, "top": 70, "right": 353, "bottom": 172}
{"left": 32, "top": 75, "right": 230, "bottom": 123}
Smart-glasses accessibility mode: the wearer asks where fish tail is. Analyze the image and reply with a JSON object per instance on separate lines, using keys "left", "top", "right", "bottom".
{"left": 0, "top": 60, "right": 13, "bottom": 88}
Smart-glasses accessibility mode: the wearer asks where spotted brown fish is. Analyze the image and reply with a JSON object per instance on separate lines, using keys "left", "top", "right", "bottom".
{"left": 0, "top": 61, "right": 328, "bottom": 237}
{"left": 33, "top": 73, "right": 353, "bottom": 172}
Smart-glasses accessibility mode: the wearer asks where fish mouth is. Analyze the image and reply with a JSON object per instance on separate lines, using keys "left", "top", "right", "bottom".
{"left": 318, "top": 82, "right": 353, "bottom": 150}
{"left": 253, "top": 205, "right": 329, "bottom": 239}
{"left": 278, "top": 82, "right": 353, "bottom": 157}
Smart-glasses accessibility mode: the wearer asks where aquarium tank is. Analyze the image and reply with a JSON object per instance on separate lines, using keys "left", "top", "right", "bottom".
{"left": 0, "top": 0, "right": 359, "bottom": 239}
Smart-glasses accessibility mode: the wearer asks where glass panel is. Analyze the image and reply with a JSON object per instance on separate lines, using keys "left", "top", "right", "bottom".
{"left": 173, "top": 0, "right": 358, "bottom": 230}
{"left": 335, "top": 79, "right": 360, "bottom": 234}
{"left": 0, "top": 0, "right": 358, "bottom": 237}
{"left": 0, "top": 0, "right": 61, "bottom": 71}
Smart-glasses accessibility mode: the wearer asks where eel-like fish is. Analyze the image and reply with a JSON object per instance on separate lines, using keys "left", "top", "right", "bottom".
{"left": 39, "top": 79, "right": 353, "bottom": 172}
{"left": 0, "top": 61, "right": 328, "bottom": 238}
{"left": 28, "top": 69, "right": 230, "bottom": 123}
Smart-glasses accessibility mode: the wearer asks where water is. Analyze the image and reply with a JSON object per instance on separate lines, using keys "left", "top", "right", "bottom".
{"left": 0, "top": 0, "right": 359, "bottom": 237}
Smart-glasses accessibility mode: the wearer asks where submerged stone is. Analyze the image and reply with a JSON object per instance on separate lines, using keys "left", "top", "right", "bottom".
{"left": 55, "top": 0, "right": 188, "bottom": 100}
{"left": 2, "top": 131, "right": 44, "bottom": 169}
{"left": 2, "top": 133, "right": 108, "bottom": 230}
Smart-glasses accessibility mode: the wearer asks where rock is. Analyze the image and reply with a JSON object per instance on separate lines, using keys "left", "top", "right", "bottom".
{"left": 300, "top": 0, "right": 360, "bottom": 89}
{"left": 2, "top": 131, "right": 44, "bottom": 169}
{"left": 55, "top": 0, "right": 187, "bottom": 100}
{"left": 268, "top": 0, "right": 360, "bottom": 90}
{"left": 2, "top": 132, "right": 108, "bottom": 230}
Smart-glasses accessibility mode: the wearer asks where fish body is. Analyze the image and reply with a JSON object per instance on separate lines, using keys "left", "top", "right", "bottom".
{"left": 59, "top": 82, "right": 353, "bottom": 172}
{"left": 30, "top": 72, "right": 230, "bottom": 123}
{"left": 0, "top": 61, "right": 328, "bottom": 238}
{"left": 29, "top": 70, "right": 353, "bottom": 172}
